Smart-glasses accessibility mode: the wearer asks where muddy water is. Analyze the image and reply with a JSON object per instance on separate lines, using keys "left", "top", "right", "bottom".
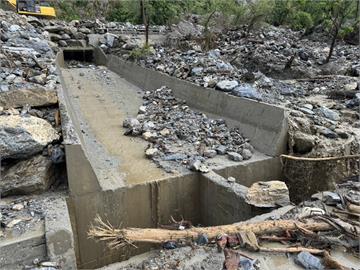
{"left": 61, "top": 66, "right": 170, "bottom": 186}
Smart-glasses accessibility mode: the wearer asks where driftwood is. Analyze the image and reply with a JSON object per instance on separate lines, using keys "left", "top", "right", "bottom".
{"left": 88, "top": 216, "right": 333, "bottom": 249}
{"left": 280, "top": 154, "right": 360, "bottom": 162}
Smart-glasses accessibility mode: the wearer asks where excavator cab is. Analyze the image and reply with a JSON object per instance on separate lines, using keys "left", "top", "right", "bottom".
{"left": 7, "top": 0, "right": 56, "bottom": 18}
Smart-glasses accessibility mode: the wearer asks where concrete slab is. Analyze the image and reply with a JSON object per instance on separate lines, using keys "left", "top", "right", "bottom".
{"left": 0, "top": 222, "right": 46, "bottom": 270}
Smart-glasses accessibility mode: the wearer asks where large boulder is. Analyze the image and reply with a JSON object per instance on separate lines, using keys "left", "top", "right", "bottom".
{"left": 0, "top": 115, "right": 59, "bottom": 159}
{"left": 0, "top": 88, "right": 58, "bottom": 109}
{"left": 0, "top": 155, "right": 54, "bottom": 196}
{"left": 216, "top": 80, "right": 239, "bottom": 92}
{"left": 231, "top": 84, "right": 262, "bottom": 100}
{"left": 245, "top": 181, "right": 290, "bottom": 208}
{"left": 293, "top": 131, "right": 316, "bottom": 154}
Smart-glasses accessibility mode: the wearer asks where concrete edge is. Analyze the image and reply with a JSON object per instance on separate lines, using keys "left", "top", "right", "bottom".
{"left": 44, "top": 197, "right": 77, "bottom": 269}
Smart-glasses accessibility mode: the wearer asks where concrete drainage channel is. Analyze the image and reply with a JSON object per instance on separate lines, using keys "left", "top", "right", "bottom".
{"left": 56, "top": 47, "right": 288, "bottom": 269}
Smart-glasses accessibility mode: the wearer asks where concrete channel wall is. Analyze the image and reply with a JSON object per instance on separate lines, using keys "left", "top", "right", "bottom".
{"left": 104, "top": 50, "right": 288, "bottom": 157}
{"left": 56, "top": 47, "right": 288, "bottom": 269}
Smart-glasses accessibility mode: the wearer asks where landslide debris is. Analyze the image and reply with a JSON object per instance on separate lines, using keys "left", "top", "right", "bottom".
{"left": 124, "top": 86, "right": 254, "bottom": 173}
{"left": 115, "top": 21, "right": 359, "bottom": 159}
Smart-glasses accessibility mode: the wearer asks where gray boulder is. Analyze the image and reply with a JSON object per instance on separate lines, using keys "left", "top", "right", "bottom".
{"left": 0, "top": 115, "right": 59, "bottom": 159}
{"left": 0, "top": 88, "right": 58, "bottom": 109}
{"left": 228, "top": 152, "right": 243, "bottom": 161}
{"left": 245, "top": 180, "right": 290, "bottom": 208}
{"left": 293, "top": 132, "right": 316, "bottom": 154}
{"left": 232, "top": 84, "right": 262, "bottom": 100}
{"left": 0, "top": 155, "right": 54, "bottom": 196}
{"left": 216, "top": 80, "right": 239, "bottom": 92}
{"left": 318, "top": 106, "right": 340, "bottom": 121}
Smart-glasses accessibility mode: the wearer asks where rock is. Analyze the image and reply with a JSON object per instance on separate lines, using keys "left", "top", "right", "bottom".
{"left": 0, "top": 115, "right": 59, "bottom": 159}
{"left": 123, "top": 118, "right": 140, "bottom": 128}
{"left": 243, "top": 142, "right": 255, "bottom": 153}
{"left": 105, "top": 33, "right": 118, "bottom": 48}
{"left": 241, "top": 149, "right": 253, "bottom": 160}
{"left": 311, "top": 191, "right": 341, "bottom": 205}
{"left": 0, "top": 84, "right": 10, "bottom": 92}
{"left": 232, "top": 84, "right": 262, "bottom": 100}
{"left": 189, "top": 159, "right": 209, "bottom": 173}
{"left": 139, "top": 105, "right": 147, "bottom": 114}
{"left": 216, "top": 145, "right": 227, "bottom": 155}
{"left": 9, "top": 24, "right": 21, "bottom": 32}
{"left": 0, "top": 88, "right": 58, "bottom": 109}
{"left": 50, "top": 145, "right": 65, "bottom": 164}
{"left": 61, "top": 33, "right": 71, "bottom": 40}
{"left": 29, "top": 74, "right": 47, "bottom": 85}
{"left": 58, "top": 40, "right": 68, "bottom": 47}
{"left": 67, "top": 39, "right": 86, "bottom": 47}
{"left": 204, "top": 149, "right": 217, "bottom": 158}
{"left": 142, "top": 131, "right": 157, "bottom": 141}
{"left": 44, "top": 25, "right": 65, "bottom": 33}
{"left": 6, "top": 74, "right": 16, "bottom": 82}
{"left": 298, "top": 107, "right": 315, "bottom": 115}
{"left": 295, "top": 251, "right": 324, "bottom": 270}
{"left": 318, "top": 106, "right": 340, "bottom": 121}
{"left": 316, "top": 126, "right": 338, "bottom": 139}
{"left": 245, "top": 181, "right": 290, "bottom": 208}
{"left": 196, "top": 234, "right": 209, "bottom": 245}
{"left": 12, "top": 203, "right": 24, "bottom": 211}
{"left": 334, "top": 129, "right": 349, "bottom": 139}
{"left": 49, "top": 33, "right": 61, "bottom": 42}
{"left": 79, "top": 27, "right": 91, "bottom": 34}
{"left": 145, "top": 148, "right": 158, "bottom": 158}
{"left": 142, "top": 121, "right": 155, "bottom": 131}
{"left": 216, "top": 80, "right": 239, "bottom": 92}
{"left": 0, "top": 155, "right": 54, "bottom": 196}
{"left": 227, "top": 152, "right": 243, "bottom": 161}
{"left": 296, "top": 207, "right": 325, "bottom": 219}
{"left": 227, "top": 176, "right": 236, "bottom": 182}
{"left": 163, "top": 153, "right": 187, "bottom": 161}
{"left": 160, "top": 128, "right": 170, "bottom": 136}
{"left": 293, "top": 131, "right": 316, "bottom": 154}
{"left": 191, "top": 67, "right": 203, "bottom": 76}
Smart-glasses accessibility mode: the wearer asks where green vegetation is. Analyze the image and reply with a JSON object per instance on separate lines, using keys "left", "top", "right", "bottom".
{"left": 129, "top": 45, "right": 152, "bottom": 60}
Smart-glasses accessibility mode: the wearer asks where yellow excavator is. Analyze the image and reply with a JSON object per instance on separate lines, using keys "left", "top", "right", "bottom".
{"left": 6, "top": 0, "right": 56, "bottom": 18}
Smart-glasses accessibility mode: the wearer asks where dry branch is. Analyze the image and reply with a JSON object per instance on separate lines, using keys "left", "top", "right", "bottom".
{"left": 280, "top": 154, "right": 360, "bottom": 162}
{"left": 88, "top": 217, "right": 333, "bottom": 249}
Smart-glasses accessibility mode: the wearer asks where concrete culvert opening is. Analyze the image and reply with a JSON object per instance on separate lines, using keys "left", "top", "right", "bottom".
{"left": 57, "top": 47, "right": 288, "bottom": 268}
{"left": 63, "top": 48, "right": 94, "bottom": 63}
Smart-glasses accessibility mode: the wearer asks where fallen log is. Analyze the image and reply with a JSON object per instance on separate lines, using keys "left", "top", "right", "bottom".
{"left": 88, "top": 216, "right": 333, "bottom": 249}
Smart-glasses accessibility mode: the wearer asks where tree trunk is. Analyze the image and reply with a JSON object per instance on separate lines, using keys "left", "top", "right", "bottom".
{"left": 89, "top": 218, "right": 333, "bottom": 248}
{"left": 140, "top": 0, "right": 149, "bottom": 47}
{"left": 326, "top": 27, "right": 339, "bottom": 63}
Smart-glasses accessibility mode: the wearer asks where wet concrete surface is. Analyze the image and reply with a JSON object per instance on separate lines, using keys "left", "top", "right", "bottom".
{"left": 60, "top": 65, "right": 171, "bottom": 187}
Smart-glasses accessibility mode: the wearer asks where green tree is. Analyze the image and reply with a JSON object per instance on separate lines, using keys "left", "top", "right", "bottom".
{"left": 323, "top": 0, "right": 358, "bottom": 62}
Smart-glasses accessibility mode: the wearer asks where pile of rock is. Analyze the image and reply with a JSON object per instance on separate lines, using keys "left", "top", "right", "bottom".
{"left": 41, "top": 18, "right": 168, "bottom": 49}
{"left": 123, "top": 86, "right": 254, "bottom": 172}
{"left": 0, "top": 10, "right": 64, "bottom": 197}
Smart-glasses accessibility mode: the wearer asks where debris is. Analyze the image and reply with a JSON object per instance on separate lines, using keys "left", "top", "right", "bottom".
{"left": 125, "top": 86, "right": 252, "bottom": 172}
{"left": 88, "top": 217, "right": 334, "bottom": 248}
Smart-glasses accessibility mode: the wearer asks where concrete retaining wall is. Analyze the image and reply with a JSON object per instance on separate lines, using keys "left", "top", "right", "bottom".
{"left": 56, "top": 48, "right": 287, "bottom": 269}
{"left": 103, "top": 51, "right": 288, "bottom": 157}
